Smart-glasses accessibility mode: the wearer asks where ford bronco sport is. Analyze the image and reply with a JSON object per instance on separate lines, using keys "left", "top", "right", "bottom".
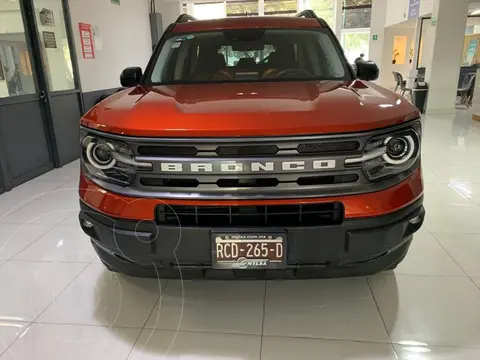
{"left": 78, "top": 11, "right": 425, "bottom": 279}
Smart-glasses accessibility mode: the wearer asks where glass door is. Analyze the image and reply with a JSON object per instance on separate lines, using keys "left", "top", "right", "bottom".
{"left": 0, "top": 0, "right": 83, "bottom": 193}
{"left": 0, "top": 0, "right": 54, "bottom": 190}
{"left": 30, "top": 0, "right": 84, "bottom": 166}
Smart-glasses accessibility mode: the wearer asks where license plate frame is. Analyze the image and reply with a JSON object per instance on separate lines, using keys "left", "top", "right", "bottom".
{"left": 211, "top": 232, "right": 287, "bottom": 270}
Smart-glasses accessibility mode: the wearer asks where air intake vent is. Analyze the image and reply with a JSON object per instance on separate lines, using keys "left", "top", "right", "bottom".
{"left": 297, "top": 174, "right": 359, "bottom": 186}
{"left": 137, "top": 145, "right": 198, "bottom": 156}
{"left": 297, "top": 141, "right": 360, "bottom": 154}
{"left": 156, "top": 202, "right": 344, "bottom": 227}
{"left": 216, "top": 145, "right": 279, "bottom": 156}
{"left": 216, "top": 178, "right": 279, "bottom": 188}
{"left": 140, "top": 178, "right": 199, "bottom": 187}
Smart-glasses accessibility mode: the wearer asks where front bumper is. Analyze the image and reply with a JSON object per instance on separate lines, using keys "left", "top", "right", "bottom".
{"left": 79, "top": 197, "right": 425, "bottom": 279}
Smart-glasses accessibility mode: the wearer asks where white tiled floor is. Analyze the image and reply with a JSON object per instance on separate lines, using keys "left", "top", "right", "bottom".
{"left": 1, "top": 110, "right": 480, "bottom": 359}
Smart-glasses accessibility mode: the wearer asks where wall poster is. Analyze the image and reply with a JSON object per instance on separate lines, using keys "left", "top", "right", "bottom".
{"left": 78, "top": 23, "right": 95, "bottom": 59}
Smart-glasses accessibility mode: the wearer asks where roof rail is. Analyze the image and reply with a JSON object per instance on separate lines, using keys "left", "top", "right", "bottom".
{"left": 295, "top": 9, "right": 329, "bottom": 27}
{"left": 175, "top": 14, "right": 197, "bottom": 23}
{"left": 295, "top": 10, "right": 317, "bottom": 18}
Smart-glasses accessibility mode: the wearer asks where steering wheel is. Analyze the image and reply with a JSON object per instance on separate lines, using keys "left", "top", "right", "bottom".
{"left": 276, "top": 69, "right": 312, "bottom": 78}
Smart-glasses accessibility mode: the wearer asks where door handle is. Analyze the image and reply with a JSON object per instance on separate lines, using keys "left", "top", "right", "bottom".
{"left": 39, "top": 90, "right": 47, "bottom": 100}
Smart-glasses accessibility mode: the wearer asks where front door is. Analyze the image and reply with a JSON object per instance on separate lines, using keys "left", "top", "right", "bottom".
{"left": 29, "top": 0, "right": 84, "bottom": 166}
{"left": 0, "top": 0, "right": 83, "bottom": 193}
{"left": 0, "top": 0, "right": 53, "bottom": 191}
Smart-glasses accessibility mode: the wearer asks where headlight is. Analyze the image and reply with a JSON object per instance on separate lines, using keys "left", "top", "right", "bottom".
{"left": 81, "top": 133, "right": 151, "bottom": 186}
{"left": 345, "top": 122, "right": 421, "bottom": 181}
{"left": 86, "top": 142, "right": 116, "bottom": 170}
{"left": 383, "top": 135, "right": 415, "bottom": 165}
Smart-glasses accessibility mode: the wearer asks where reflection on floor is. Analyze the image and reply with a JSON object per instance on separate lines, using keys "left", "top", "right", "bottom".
{"left": 1, "top": 109, "right": 480, "bottom": 360}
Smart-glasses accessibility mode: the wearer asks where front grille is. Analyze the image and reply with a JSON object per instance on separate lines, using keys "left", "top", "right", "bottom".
{"left": 156, "top": 202, "right": 344, "bottom": 227}
{"left": 297, "top": 141, "right": 360, "bottom": 154}
{"left": 139, "top": 173, "right": 359, "bottom": 189}
{"left": 103, "top": 131, "right": 386, "bottom": 199}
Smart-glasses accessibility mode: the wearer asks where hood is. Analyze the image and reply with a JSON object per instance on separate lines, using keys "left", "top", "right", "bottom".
{"left": 81, "top": 81, "right": 420, "bottom": 137}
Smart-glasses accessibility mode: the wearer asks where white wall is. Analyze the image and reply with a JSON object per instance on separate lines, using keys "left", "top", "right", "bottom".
{"left": 385, "top": 0, "right": 409, "bottom": 28}
{"left": 0, "top": 11, "right": 24, "bottom": 33}
{"left": 419, "top": 0, "right": 433, "bottom": 16}
{"left": 385, "top": 0, "right": 434, "bottom": 27}
{"left": 425, "top": 0, "right": 469, "bottom": 113}
{"left": 369, "top": 0, "right": 387, "bottom": 66}
{"left": 379, "top": 26, "right": 416, "bottom": 89}
{"left": 154, "top": 0, "right": 182, "bottom": 31}
{"left": 69, "top": 0, "right": 152, "bottom": 92}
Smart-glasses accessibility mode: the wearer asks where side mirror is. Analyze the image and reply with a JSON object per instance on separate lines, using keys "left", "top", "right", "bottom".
{"left": 356, "top": 60, "right": 379, "bottom": 81}
{"left": 120, "top": 67, "right": 143, "bottom": 87}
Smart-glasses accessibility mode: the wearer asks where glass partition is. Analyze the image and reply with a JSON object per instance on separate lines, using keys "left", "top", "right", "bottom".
{"left": 0, "top": 0, "right": 36, "bottom": 97}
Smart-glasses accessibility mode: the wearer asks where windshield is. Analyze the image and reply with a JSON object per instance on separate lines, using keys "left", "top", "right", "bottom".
{"left": 148, "top": 28, "right": 349, "bottom": 85}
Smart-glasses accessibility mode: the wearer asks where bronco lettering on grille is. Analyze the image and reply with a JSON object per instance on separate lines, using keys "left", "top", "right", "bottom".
{"left": 157, "top": 160, "right": 336, "bottom": 173}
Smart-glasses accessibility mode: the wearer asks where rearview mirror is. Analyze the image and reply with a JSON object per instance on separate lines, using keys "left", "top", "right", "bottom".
{"left": 120, "top": 67, "right": 143, "bottom": 87}
{"left": 356, "top": 60, "right": 379, "bottom": 81}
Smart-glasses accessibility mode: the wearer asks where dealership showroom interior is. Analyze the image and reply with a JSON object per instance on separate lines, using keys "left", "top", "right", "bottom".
{"left": 3, "top": 0, "right": 480, "bottom": 359}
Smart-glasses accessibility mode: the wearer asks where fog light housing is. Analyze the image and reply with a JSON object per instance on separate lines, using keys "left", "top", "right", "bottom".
{"left": 82, "top": 220, "right": 94, "bottom": 228}
{"left": 409, "top": 215, "right": 422, "bottom": 225}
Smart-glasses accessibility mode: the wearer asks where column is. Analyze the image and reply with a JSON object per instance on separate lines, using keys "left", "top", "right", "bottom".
{"left": 410, "top": 17, "right": 423, "bottom": 71}
{"left": 424, "top": 0, "right": 469, "bottom": 113}
{"left": 332, "top": 0, "right": 343, "bottom": 39}
{"left": 259, "top": 0, "right": 264, "bottom": 16}
{"left": 368, "top": 0, "right": 387, "bottom": 65}
{"left": 186, "top": 2, "right": 194, "bottom": 15}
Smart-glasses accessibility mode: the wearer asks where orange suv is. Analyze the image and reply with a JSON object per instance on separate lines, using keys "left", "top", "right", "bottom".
{"left": 78, "top": 11, "right": 424, "bottom": 279}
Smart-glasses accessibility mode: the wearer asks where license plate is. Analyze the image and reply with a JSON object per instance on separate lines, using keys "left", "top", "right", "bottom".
{"left": 212, "top": 233, "right": 286, "bottom": 270}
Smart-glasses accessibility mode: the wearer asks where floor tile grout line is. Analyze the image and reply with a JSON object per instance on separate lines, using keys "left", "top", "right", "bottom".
{"left": 258, "top": 280, "right": 267, "bottom": 360}
{"left": 0, "top": 175, "right": 76, "bottom": 203}
{"left": 370, "top": 272, "right": 473, "bottom": 279}
{"left": 5, "top": 259, "right": 95, "bottom": 264}
{"left": 0, "top": 221, "right": 65, "bottom": 262}
{"left": 427, "top": 229, "right": 480, "bottom": 290}
{"left": 3, "top": 218, "right": 74, "bottom": 262}
{"left": 260, "top": 333, "right": 480, "bottom": 349}
{"left": 0, "top": 321, "right": 34, "bottom": 359}
{"left": 365, "top": 276, "right": 394, "bottom": 345}
{"left": 30, "top": 321, "right": 153, "bottom": 330}
{"left": 125, "top": 279, "right": 169, "bottom": 360}
{"left": 31, "top": 261, "right": 91, "bottom": 324}
{"left": 425, "top": 227, "right": 475, "bottom": 281}
{"left": 6, "top": 321, "right": 480, "bottom": 351}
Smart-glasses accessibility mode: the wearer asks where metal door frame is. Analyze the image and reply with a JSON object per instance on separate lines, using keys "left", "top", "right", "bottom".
{"left": 0, "top": 0, "right": 83, "bottom": 191}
